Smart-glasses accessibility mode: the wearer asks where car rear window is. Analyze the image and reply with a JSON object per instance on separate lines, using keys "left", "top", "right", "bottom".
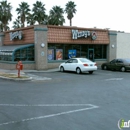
{"left": 79, "top": 58, "right": 91, "bottom": 62}
{"left": 125, "top": 59, "right": 130, "bottom": 63}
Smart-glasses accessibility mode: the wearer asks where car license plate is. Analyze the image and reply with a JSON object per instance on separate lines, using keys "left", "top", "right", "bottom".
{"left": 90, "top": 64, "right": 93, "bottom": 66}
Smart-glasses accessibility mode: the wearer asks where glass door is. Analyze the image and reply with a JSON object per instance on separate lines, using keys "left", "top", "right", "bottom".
{"left": 88, "top": 49, "right": 94, "bottom": 61}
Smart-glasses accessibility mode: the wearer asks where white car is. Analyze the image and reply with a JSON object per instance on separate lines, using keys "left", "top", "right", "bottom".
{"left": 59, "top": 58, "right": 97, "bottom": 74}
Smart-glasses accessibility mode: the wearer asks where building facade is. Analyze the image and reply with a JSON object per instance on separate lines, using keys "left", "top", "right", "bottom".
{"left": 0, "top": 25, "right": 129, "bottom": 70}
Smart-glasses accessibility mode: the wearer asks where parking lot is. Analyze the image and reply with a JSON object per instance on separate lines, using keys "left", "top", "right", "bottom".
{"left": 0, "top": 69, "right": 130, "bottom": 130}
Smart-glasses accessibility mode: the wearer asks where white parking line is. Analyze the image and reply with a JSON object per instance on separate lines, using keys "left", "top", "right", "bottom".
{"left": 0, "top": 104, "right": 99, "bottom": 126}
{"left": 0, "top": 104, "right": 96, "bottom": 107}
{"left": 105, "top": 78, "right": 123, "bottom": 81}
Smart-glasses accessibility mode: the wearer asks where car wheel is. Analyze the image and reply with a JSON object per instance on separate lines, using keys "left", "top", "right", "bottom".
{"left": 89, "top": 71, "right": 93, "bottom": 74}
{"left": 103, "top": 65, "right": 107, "bottom": 70}
{"left": 120, "top": 66, "right": 126, "bottom": 72}
{"left": 60, "top": 66, "right": 64, "bottom": 72}
{"left": 76, "top": 67, "right": 81, "bottom": 74}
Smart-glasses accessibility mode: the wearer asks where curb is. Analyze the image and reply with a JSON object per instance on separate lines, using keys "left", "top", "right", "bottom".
{"left": 0, "top": 75, "right": 32, "bottom": 81}
{"left": 23, "top": 70, "right": 59, "bottom": 73}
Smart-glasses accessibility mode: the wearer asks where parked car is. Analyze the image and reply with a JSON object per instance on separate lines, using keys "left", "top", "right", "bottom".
{"left": 101, "top": 58, "right": 130, "bottom": 72}
{"left": 59, "top": 58, "right": 97, "bottom": 74}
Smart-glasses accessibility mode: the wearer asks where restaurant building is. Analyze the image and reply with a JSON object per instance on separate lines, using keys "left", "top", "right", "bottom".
{"left": 0, "top": 25, "right": 130, "bottom": 70}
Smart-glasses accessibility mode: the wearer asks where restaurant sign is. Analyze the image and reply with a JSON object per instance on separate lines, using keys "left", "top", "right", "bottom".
{"left": 72, "top": 30, "right": 97, "bottom": 40}
{"left": 9, "top": 31, "right": 23, "bottom": 41}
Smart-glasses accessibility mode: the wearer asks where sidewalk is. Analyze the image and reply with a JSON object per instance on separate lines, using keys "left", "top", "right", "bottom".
{"left": 0, "top": 68, "right": 59, "bottom": 81}
{"left": 0, "top": 68, "right": 59, "bottom": 74}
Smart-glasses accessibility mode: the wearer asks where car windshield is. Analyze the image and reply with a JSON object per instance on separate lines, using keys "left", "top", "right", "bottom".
{"left": 79, "top": 58, "right": 91, "bottom": 62}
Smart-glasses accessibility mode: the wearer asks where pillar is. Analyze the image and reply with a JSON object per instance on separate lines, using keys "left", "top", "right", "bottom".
{"left": 108, "top": 31, "right": 117, "bottom": 61}
{"left": 34, "top": 25, "right": 48, "bottom": 70}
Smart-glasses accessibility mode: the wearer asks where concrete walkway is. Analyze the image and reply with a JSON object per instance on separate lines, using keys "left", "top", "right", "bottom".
{"left": 0, "top": 68, "right": 59, "bottom": 74}
{"left": 0, "top": 68, "right": 59, "bottom": 81}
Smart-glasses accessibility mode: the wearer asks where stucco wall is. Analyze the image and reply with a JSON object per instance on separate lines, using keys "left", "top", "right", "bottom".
{"left": 116, "top": 32, "right": 130, "bottom": 58}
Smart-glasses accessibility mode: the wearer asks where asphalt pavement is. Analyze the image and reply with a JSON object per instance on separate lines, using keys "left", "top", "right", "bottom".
{"left": 0, "top": 65, "right": 101, "bottom": 81}
{"left": 0, "top": 68, "right": 130, "bottom": 130}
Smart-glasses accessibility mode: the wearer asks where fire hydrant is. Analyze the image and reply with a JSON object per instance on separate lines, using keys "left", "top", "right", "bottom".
{"left": 16, "top": 61, "right": 23, "bottom": 78}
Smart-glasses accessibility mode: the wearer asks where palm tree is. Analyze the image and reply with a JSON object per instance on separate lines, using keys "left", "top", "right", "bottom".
{"left": 0, "top": 21, "right": 10, "bottom": 31}
{"left": 16, "top": 2, "right": 30, "bottom": 27}
{"left": 27, "top": 13, "right": 36, "bottom": 26}
{"left": 0, "top": 0, "right": 12, "bottom": 31}
{"left": 64, "top": 1, "right": 77, "bottom": 26}
{"left": 48, "top": 6, "right": 65, "bottom": 25}
{"left": 12, "top": 18, "right": 21, "bottom": 29}
{"left": 32, "top": 1, "right": 47, "bottom": 24}
{"left": 0, "top": 21, "right": 4, "bottom": 32}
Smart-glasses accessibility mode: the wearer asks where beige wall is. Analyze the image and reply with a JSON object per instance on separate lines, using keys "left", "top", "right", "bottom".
{"left": 116, "top": 32, "right": 130, "bottom": 58}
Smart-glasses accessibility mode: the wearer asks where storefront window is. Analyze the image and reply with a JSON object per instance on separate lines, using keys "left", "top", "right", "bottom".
{"left": 102, "top": 45, "right": 107, "bottom": 58}
{"left": 14, "top": 46, "right": 34, "bottom": 61}
{"left": 81, "top": 45, "right": 89, "bottom": 58}
{"left": 0, "top": 45, "right": 34, "bottom": 62}
{"left": 48, "top": 44, "right": 107, "bottom": 61}
{"left": 0, "top": 51, "right": 13, "bottom": 61}
{"left": 94, "top": 45, "right": 102, "bottom": 59}
{"left": 27, "top": 46, "right": 34, "bottom": 61}
{"left": 72, "top": 45, "right": 81, "bottom": 57}
{"left": 64, "top": 44, "right": 72, "bottom": 59}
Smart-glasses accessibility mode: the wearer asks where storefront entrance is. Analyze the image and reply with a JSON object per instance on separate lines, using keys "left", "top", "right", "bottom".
{"left": 88, "top": 49, "right": 94, "bottom": 61}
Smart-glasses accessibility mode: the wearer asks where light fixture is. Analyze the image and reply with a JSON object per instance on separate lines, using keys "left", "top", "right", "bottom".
{"left": 111, "top": 44, "right": 114, "bottom": 48}
{"left": 41, "top": 43, "right": 45, "bottom": 48}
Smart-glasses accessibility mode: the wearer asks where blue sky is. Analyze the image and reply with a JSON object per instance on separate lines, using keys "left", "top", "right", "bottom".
{"left": 7, "top": 0, "right": 130, "bottom": 33}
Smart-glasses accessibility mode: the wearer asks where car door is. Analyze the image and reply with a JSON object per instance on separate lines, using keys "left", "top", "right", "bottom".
{"left": 115, "top": 59, "right": 123, "bottom": 70}
{"left": 64, "top": 59, "right": 73, "bottom": 71}
{"left": 70, "top": 59, "right": 78, "bottom": 71}
{"left": 107, "top": 59, "right": 117, "bottom": 70}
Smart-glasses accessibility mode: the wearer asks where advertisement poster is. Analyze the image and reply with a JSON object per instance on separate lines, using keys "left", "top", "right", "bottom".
{"left": 56, "top": 49, "right": 63, "bottom": 60}
{"left": 68, "top": 50, "right": 76, "bottom": 58}
{"left": 48, "top": 49, "right": 54, "bottom": 60}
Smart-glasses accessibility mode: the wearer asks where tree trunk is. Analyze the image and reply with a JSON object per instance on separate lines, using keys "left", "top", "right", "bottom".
{"left": 4, "top": 24, "right": 7, "bottom": 31}
{"left": 70, "top": 19, "right": 72, "bottom": 26}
